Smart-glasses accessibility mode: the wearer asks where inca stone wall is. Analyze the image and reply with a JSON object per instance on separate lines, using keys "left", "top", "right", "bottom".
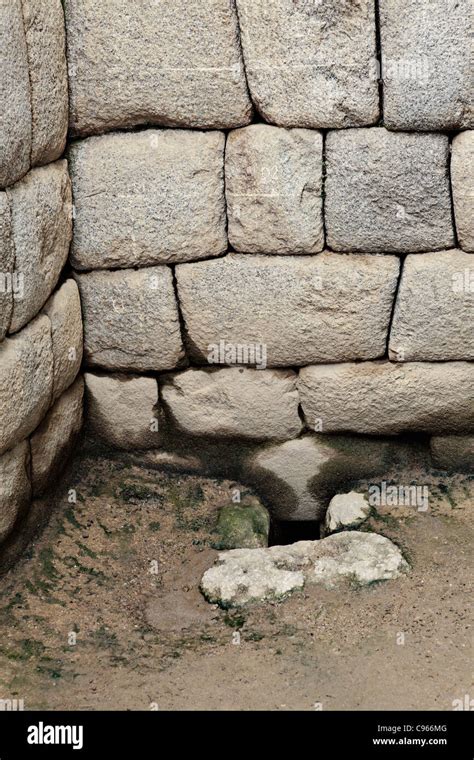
{"left": 0, "top": 0, "right": 83, "bottom": 568}
{"left": 0, "top": 0, "right": 473, "bottom": 564}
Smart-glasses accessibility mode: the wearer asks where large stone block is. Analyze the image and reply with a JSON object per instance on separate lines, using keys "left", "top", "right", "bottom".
{"left": 69, "top": 131, "right": 226, "bottom": 270}
{"left": 0, "top": 0, "right": 31, "bottom": 188}
{"left": 176, "top": 253, "right": 399, "bottom": 366}
{"left": 430, "top": 436, "right": 474, "bottom": 473}
{"left": 0, "top": 193, "right": 14, "bottom": 341}
{"left": 0, "top": 441, "right": 31, "bottom": 544}
{"left": 21, "top": 0, "right": 68, "bottom": 166}
{"left": 380, "top": 0, "right": 472, "bottom": 130}
{"left": 76, "top": 268, "right": 184, "bottom": 372}
{"left": 235, "top": 0, "right": 378, "bottom": 128}
{"left": 84, "top": 372, "right": 159, "bottom": 451}
{"left": 161, "top": 368, "right": 302, "bottom": 441}
{"left": 325, "top": 129, "right": 454, "bottom": 253}
{"left": 0, "top": 315, "right": 53, "bottom": 456}
{"left": 226, "top": 125, "right": 324, "bottom": 254}
{"left": 451, "top": 131, "right": 474, "bottom": 252}
{"left": 30, "top": 377, "right": 84, "bottom": 496}
{"left": 389, "top": 251, "right": 474, "bottom": 361}
{"left": 7, "top": 162, "right": 72, "bottom": 333}
{"left": 298, "top": 362, "right": 474, "bottom": 435}
{"left": 65, "top": 0, "right": 252, "bottom": 136}
{"left": 42, "top": 279, "right": 83, "bottom": 402}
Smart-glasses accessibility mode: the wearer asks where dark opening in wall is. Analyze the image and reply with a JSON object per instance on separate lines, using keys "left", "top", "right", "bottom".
{"left": 270, "top": 520, "right": 321, "bottom": 546}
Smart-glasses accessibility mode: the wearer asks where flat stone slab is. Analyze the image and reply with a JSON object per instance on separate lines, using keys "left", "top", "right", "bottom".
{"left": 380, "top": 0, "right": 472, "bottom": 130}
{"left": 176, "top": 253, "right": 399, "bottom": 366}
{"left": 201, "top": 532, "right": 409, "bottom": 606}
{"left": 389, "top": 250, "right": 474, "bottom": 361}
{"left": 69, "top": 131, "right": 227, "bottom": 270}
{"left": 225, "top": 124, "right": 324, "bottom": 254}
{"left": 298, "top": 361, "right": 474, "bottom": 435}
{"left": 451, "top": 131, "right": 474, "bottom": 252}
{"left": 235, "top": 0, "right": 379, "bottom": 128}
{"left": 325, "top": 128, "right": 454, "bottom": 253}
{"left": 65, "top": 0, "right": 252, "bottom": 136}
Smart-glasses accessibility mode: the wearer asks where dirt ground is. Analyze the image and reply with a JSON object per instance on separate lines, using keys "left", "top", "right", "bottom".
{"left": 0, "top": 444, "right": 472, "bottom": 711}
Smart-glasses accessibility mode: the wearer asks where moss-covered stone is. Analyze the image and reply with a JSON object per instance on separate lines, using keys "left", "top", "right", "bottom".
{"left": 215, "top": 503, "right": 270, "bottom": 550}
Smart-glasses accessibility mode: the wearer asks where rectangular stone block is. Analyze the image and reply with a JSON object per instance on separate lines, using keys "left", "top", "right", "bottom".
{"left": 0, "top": 440, "right": 31, "bottom": 543}
{"left": 226, "top": 125, "right": 324, "bottom": 254}
{"left": 325, "top": 128, "right": 454, "bottom": 253}
{"left": 298, "top": 362, "right": 474, "bottom": 435}
{"left": 7, "top": 161, "right": 72, "bottom": 333}
{"left": 161, "top": 368, "right": 302, "bottom": 441}
{"left": 0, "top": 314, "right": 53, "bottom": 456}
{"left": 42, "top": 279, "right": 83, "bottom": 402}
{"left": 70, "top": 131, "right": 227, "bottom": 270}
{"left": 176, "top": 253, "right": 400, "bottom": 366}
{"left": 76, "top": 267, "right": 184, "bottom": 372}
{"left": 389, "top": 250, "right": 474, "bottom": 362}
{"left": 380, "top": 0, "right": 472, "bottom": 130}
{"left": 65, "top": 0, "right": 252, "bottom": 136}
{"left": 451, "top": 131, "right": 474, "bottom": 252}
{"left": 236, "top": 0, "right": 379, "bottom": 128}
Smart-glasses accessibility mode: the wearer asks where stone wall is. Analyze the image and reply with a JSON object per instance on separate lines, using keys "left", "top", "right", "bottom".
{"left": 0, "top": 0, "right": 83, "bottom": 568}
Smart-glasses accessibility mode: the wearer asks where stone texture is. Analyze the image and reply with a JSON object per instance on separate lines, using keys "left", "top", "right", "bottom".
{"left": 0, "top": 441, "right": 31, "bottom": 544}
{"left": 430, "top": 436, "right": 474, "bottom": 473}
{"left": 42, "top": 280, "right": 83, "bottom": 402}
{"left": 244, "top": 435, "right": 398, "bottom": 521}
{"left": 325, "top": 129, "right": 454, "bottom": 253}
{"left": 216, "top": 502, "right": 270, "bottom": 550}
{"left": 176, "top": 253, "right": 399, "bottom": 366}
{"left": 236, "top": 0, "right": 378, "bottom": 128}
{"left": 323, "top": 492, "right": 371, "bottom": 537}
{"left": 0, "top": 315, "right": 53, "bottom": 456}
{"left": 21, "top": 0, "right": 68, "bottom": 165}
{"left": 84, "top": 372, "right": 160, "bottom": 451}
{"left": 0, "top": 0, "right": 31, "bottom": 188}
{"left": 7, "top": 162, "right": 72, "bottom": 333}
{"left": 451, "top": 131, "right": 474, "bottom": 252}
{"left": 225, "top": 124, "right": 324, "bottom": 254}
{"left": 0, "top": 193, "right": 14, "bottom": 341}
{"left": 69, "top": 131, "right": 227, "bottom": 270}
{"left": 162, "top": 368, "right": 302, "bottom": 441}
{"left": 65, "top": 0, "right": 251, "bottom": 136}
{"left": 30, "top": 377, "right": 84, "bottom": 496}
{"left": 389, "top": 251, "right": 474, "bottom": 362}
{"left": 76, "top": 268, "right": 184, "bottom": 372}
{"left": 298, "top": 362, "right": 474, "bottom": 436}
{"left": 380, "top": 0, "right": 472, "bottom": 131}
{"left": 201, "top": 532, "right": 408, "bottom": 606}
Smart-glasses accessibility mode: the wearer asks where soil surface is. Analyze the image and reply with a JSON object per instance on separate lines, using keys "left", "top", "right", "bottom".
{"left": 0, "top": 446, "right": 472, "bottom": 711}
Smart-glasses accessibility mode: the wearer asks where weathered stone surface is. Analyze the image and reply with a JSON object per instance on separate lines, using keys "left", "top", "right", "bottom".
{"left": 298, "top": 362, "right": 474, "bottom": 435}
{"left": 226, "top": 124, "right": 324, "bottom": 254}
{"left": 201, "top": 532, "right": 408, "bottom": 605}
{"left": 30, "top": 377, "right": 84, "bottom": 496}
{"left": 216, "top": 502, "right": 270, "bottom": 550}
{"left": 389, "top": 251, "right": 474, "bottom": 362}
{"left": 0, "top": 193, "right": 14, "bottom": 341}
{"left": 0, "top": 315, "right": 53, "bottom": 456}
{"left": 380, "top": 0, "right": 472, "bottom": 130}
{"left": 21, "top": 0, "right": 68, "bottom": 165}
{"left": 0, "top": 0, "right": 31, "bottom": 188}
{"left": 65, "top": 0, "right": 251, "bottom": 136}
{"left": 84, "top": 372, "right": 160, "bottom": 451}
{"left": 176, "top": 253, "right": 399, "bottom": 366}
{"left": 430, "top": 436, "right": 474, "bottom": 473}
{"left": 76, "top": 267, "right": 184, "bottom": 372}
{"left": 162, "top": 368, "right": 302, "bottom": 441}
{"left": 7, "top": 162, "right": 72, "bottom": 333}
{"left": 70, "top": 131, "right": 227, "bottom": 270}
{"left": 0, "top": 441, "right": 31, "bottom": 543}
{"left": 452, "top": 131, "right": 474, "bottom": 252}
{"left": 325, "top": 129, "right": 454, "bottom": 253}
{"left": 323, "top": 492, "right": 371, "bottom": 537}
{"left": 42, "top": 280, "right": 83, "bottom": 402}
{"left": 244, "top": 435, "right": 398, "bottom": 521}
{"left": 236, "top": 0, "right": 378, "bottom": 128}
